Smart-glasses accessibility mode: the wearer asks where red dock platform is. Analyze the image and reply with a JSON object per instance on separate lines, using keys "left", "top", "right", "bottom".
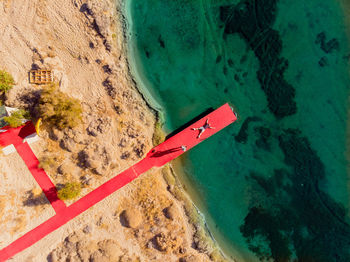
{"left": 0, "top": 122, "right": 66, "bottom": 213}
{"left": 0, "top": 103, "right": 237, "bottom": 261}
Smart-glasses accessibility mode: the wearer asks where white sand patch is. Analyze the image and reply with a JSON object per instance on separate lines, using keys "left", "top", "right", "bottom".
{"left": 2, "top": 144, "right": 16, "bottom": 155}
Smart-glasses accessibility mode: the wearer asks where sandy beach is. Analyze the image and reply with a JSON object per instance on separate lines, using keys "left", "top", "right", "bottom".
{"left": 0, "top": 0, "right": 228, "bottom": 261}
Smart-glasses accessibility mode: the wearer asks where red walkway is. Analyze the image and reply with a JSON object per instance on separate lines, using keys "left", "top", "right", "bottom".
{"left": 0, "top": 103, "right": 237, "bottom": 261}
{"left": 0, "top": 122, "right": 66, "bottom": 213}
{"left": 16, "top": 143, "right": 66, "bottom": 212}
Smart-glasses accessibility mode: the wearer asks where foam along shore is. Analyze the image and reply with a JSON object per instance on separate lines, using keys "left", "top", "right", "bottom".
{"left": 123, "top": 0, "right": 166, "bottom": 122}
{"left": 171, "top": 157, "right": 254, "bottom": 262}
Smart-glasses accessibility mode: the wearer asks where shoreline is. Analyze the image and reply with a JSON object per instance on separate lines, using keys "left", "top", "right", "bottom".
{"left": 0, "top": 0, "right": 223, "bottom": 260}
{"left": 119, "top": 0, "right": 350, "bottom": 261}
{"left": 119, "top": 0, "right": 243, "bottom": 261}
{"left": 171, "top": 157, "right": 249, "bottom": 262}
{"left": 120, "top": 0, "right": 165, "bottom": 123}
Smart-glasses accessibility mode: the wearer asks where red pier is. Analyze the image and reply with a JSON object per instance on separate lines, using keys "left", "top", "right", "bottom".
{"left": 0, "top": 103, "right": 237, "bottom": 261}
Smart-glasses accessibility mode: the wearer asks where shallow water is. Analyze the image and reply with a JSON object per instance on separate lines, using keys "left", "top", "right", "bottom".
{"left": 125, "top": 0, "right": 350, "bottom": 260}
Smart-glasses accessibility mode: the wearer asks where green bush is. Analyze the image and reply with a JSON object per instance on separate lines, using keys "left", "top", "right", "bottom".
{"left": 38, "top": 83, "right": 82, "bottom": 129}
{"left": 0, "top": 70, "right": 15, "bottom": 94}
{"left": 57, "top": 182, "right": 81, "bottom": 200}
{"left": 3, "top": 109, "right": 30, "bottom": 128}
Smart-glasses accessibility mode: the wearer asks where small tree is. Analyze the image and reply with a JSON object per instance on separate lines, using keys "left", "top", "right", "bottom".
{"left": 0, "top": 70, "right": 15, "bottom": 94}
{"left": 3, "top": 109, "right": 30, "bottom": 128}
{"left": 38, "top": 83, "right": 82, "bottom": 129}
{"left": 57, "top": 182, "right": 81, "bottom": 200}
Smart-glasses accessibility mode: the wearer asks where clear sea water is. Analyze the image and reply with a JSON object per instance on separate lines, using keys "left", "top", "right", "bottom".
{"left": 125, "top": 0, "right": 350, "bottom": 261}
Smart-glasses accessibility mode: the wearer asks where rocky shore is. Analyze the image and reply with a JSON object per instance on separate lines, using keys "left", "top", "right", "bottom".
{"left": 0, "top": 0, "right": 228, "bottom": 261}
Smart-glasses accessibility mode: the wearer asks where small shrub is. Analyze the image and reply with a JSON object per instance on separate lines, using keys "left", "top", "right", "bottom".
{"left": 0, "top": 70, "right": 15, "bottom": 94}
{"left": 57, "top": 182, "right": 81, "bottom": 200}
{"left": 152, "top": 121, "right": 165, "bottom": 146}
{"left": 38, "top": 83, "right": 82, "bottom": 129}
{"left": 3, "top": 110, "right": 30, "bottom": 128}
{"left": 38, "top": 157, "right": 56, "bottom": 170}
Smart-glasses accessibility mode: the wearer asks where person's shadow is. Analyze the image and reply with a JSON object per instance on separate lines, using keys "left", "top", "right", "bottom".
{"left": 23, "top": 187, "right": 61, "bottom": 207}
{"left": 150, "top": 147, "right": 182, "bottom": 157}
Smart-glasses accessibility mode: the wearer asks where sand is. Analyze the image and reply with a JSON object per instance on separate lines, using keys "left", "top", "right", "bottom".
{"left": 0, "top": 0, "right": 227, "bottom": 261}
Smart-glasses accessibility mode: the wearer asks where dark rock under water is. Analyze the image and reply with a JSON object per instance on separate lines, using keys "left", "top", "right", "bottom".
{"left": 241, "top": 129, "right": 350, "bottom": 261}
{"left": 127, "top": 0, "right": 350, "bottom": 260}
{"left": 221, "top": 1, "right": 350, "bottom": 261}
{"left": 221, "top": 0, "right": 297, "bottom": 119}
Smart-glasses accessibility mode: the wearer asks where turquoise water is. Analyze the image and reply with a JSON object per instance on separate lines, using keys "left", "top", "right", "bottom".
{"left": 125, "top": 0, "right": 350, "bottom": 261}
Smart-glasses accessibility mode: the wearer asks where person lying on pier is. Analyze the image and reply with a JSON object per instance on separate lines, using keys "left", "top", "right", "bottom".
{"left": 191, "top": 118, "right": 215, "bottom": 138}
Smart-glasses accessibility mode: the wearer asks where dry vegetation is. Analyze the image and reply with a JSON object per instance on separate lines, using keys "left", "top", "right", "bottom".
{"left": 0, "top": 70, "right": 14, "bottom": 95}
{"left": 38, "top": 83, "right": 82, "bottom": 130}
{"left": 38, "top": 156, "right": 57, "bottom": 171}
{"left": 3, "top": 109, "right": 30, "bottom": 127}
{"left": 57, "top": 182, "right": 81, "bottom": 200}
{"left": 153, "top": 121, "right": 166, "bottom": 146}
